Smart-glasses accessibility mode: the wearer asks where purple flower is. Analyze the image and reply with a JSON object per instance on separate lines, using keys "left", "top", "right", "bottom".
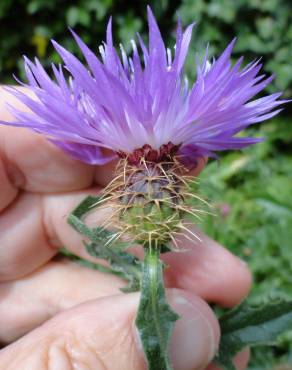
{"left": 3, "top": 6, "right": 286, "bottom": 166}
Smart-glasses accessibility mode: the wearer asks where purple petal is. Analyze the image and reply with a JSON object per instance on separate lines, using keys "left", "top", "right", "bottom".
{"left": 0, "top": 7, "right": 287, "bottom": 167}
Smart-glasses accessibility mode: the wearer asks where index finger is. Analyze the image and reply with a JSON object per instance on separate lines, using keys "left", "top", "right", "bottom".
{"left": 0, "top": 86, "right": 91, "bottom": 190}
{"left": 0, "top": 87, "right": 118, "bottom": 210}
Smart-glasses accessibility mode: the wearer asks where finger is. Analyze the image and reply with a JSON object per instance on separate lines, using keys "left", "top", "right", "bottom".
{"left": 0, "top": 189, "right": 103, "bottom": 281}
{"left": 163, "top": 227, "right": 252, "bottom": 307}
{"left": 232, "top": 349, "right": 250, "bottom": 370}
{"left": 0, "top": 192, "right": 57, "bottom": 281}
{"left": 0, "top": 156, "right": 18, "bottom": 212}
{"left": 0, "top": 189, "right": 251, "bottom": 310}
{"left": 0, "top": 87, "right": 92, "bottom": 192}
{"left": 188, "top": 156, "right": 207, "bottom": 177}
{"left": 0, "top": 87, "right": 107, "bottom": 195}
{"left": 0, "top": 125, "right": 95, "bottom": 193}
{"left": 0, "top": 259, "right": 123, "bottom": 343}
{"left": 0, "top": 289, "right": 219, "bottom": 370}
{"left": 206, "top": 348, "right": 250, "bottom": 370}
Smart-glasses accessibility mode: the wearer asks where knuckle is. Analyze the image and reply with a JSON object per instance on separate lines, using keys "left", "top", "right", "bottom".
{"left": 46, "top": 332, "right": 107, "bottom": 370}
{"left": 46, "top": 319, "right": 142, "bottom": 370}
{"left": 0, "top": 306, "right": 143, "bottom": 370}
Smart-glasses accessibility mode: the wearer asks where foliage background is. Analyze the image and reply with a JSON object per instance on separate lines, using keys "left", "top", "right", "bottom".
{"left": 0, "top": 0, "right": 291, "bottom": 368}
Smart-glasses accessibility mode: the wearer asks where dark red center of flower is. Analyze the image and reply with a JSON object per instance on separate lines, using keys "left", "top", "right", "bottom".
{"left": 118, "top": 142, "right": 180, "bottom": 165}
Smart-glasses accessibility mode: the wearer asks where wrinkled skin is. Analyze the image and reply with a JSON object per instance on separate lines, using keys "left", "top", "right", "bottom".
{"left": 0, "top": 87, "right": 251, "bottom": 370}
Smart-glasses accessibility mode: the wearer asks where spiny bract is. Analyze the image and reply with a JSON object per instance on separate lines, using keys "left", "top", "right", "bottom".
{"left": 96, "top": 154, "right": 207, "bottom": 248}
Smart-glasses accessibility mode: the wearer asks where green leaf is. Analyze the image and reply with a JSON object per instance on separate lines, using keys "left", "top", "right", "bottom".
{"left": 255, "top": 199, "right": 292, "bottom": 218}
{"left": 59, "top": 247, "right": 125, "bottom": 276}
{"left": 68, "top": 195, "right": 128, "bottom": 249}
{"left": 86, "top": 241, "right": 141, "bottom": 292}
{"left": 216, "top": 298, "right": 292, "bottom": 370}
{"left": 66, "top": 6, "right": 90, "bottom": 27}
{"left": 136, "top": 247, "right": 179, "bottom": 370}
{"left": 67, "top": 195, "right": 142, "bottom": 292}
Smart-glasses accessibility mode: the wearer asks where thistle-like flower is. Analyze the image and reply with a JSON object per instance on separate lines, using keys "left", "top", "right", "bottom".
{"left": 3, "top": 7, "right": 286, "bottom": 247}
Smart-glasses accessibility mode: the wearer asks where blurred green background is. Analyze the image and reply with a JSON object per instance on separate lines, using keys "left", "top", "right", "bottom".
{"left": 0, "top": 0, "right": 291, "bottom": 368}
{"left": 1, "top": 0, "right": 292, "bottom": 96}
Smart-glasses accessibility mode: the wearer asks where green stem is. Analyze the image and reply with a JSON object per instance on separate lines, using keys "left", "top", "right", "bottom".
{"left": 136, "top": 245, "right": 179, "bottom": 370}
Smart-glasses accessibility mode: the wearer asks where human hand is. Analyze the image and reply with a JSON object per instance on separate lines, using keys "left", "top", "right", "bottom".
{"left": 0, "top": 87, "right": 251, "bottom": 370}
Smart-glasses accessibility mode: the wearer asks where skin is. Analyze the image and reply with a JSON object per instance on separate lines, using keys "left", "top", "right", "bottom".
{"left": 0, "top": 87, "right": 252, "bottom": 370}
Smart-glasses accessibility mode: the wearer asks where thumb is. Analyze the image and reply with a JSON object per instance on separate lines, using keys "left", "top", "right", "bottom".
{"left": 0, "top": 289, "right": 219, "bottom": 370}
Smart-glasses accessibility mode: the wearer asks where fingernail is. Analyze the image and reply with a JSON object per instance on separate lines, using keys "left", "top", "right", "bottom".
{"left": 168, "top": 290, "right": 220, "bottom": 370}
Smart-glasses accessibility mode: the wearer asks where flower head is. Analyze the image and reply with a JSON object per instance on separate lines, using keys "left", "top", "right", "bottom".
{"left": 3, "top": 7, "right": 285, "bottom": 167}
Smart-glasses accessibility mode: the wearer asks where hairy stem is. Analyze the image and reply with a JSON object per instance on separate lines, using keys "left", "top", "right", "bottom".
{"left": 136, "top": 245, "right": 179, "bottom": 370}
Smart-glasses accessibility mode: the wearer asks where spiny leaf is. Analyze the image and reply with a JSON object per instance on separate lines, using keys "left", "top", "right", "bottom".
{"left": 136, "top": 247, "right": 179, "bottom": 370}
{"left": 68, "top": 195, "right": 126, "bottom": 248}
{"left": 215, "top": 298, "right": 292, "bottom": 370}
{"left": 67, "top": 195, "right": 141, "bottom": 292}
{"left": 60, "top": 247, "right": 126, "bottom": 275}
{"left": 86, "top": 242, "right": 141, "bottom": 292}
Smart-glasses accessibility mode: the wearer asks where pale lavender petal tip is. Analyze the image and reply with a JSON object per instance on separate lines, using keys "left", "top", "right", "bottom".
{"left": 1, "top": 7, "right": 287, "bottom": 166}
